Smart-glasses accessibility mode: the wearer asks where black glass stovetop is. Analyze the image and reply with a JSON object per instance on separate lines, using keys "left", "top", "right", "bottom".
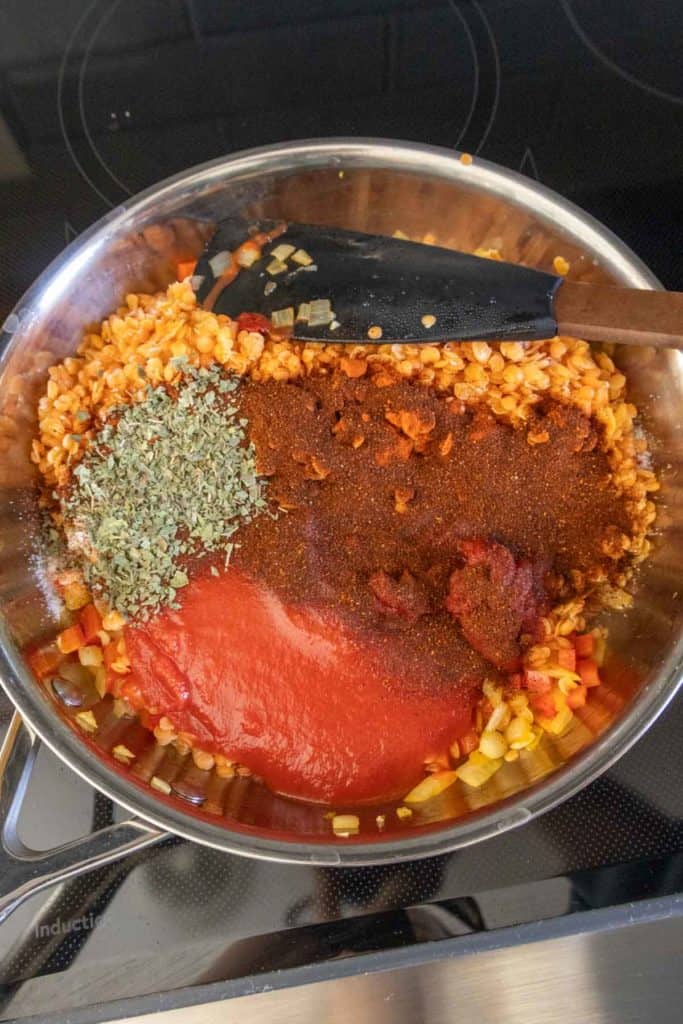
{"left": 0, "top": 2, "right": 681, "bottom": 1020}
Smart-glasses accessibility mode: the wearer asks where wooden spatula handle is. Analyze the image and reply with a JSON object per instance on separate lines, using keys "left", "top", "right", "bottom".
{"left": 554, "top": 281, "right": 683, "bottom": 348}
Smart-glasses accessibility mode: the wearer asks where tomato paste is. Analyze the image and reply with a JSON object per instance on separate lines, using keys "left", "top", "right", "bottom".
{"left": 125, "top": 568, "right": 477, "bottom": 803}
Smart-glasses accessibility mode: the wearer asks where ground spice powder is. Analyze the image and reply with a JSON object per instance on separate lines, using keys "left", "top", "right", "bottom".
{"left": 228, "top": 372, "right": 635, "bottom": 693}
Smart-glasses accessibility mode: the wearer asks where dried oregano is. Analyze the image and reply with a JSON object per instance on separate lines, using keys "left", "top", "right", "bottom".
{"left": 63, "top": 361, "right": 267, "bottom": 619}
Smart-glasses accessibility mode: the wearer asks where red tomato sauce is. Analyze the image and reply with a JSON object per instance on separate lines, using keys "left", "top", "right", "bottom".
{"left": 125, "top": 568, "right": 476, "bottom": 803}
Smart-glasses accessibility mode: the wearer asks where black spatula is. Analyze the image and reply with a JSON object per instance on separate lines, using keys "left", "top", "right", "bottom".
{"left": 194, "top": 219, "right": 683, "bottom": 348}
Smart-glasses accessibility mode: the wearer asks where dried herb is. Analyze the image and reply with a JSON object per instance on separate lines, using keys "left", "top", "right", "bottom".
{"left": 64, "top": 362, "right": 267, "bottom": 619}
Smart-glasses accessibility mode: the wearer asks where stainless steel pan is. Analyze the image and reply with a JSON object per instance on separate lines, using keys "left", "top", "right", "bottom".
{"left": 0, "top": 139, "right": 681, "bottom": 921}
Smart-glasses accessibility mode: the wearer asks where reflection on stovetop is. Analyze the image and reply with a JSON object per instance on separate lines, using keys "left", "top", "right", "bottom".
{"left": 0, "top": 691, "right": 681, "bottom": 1019}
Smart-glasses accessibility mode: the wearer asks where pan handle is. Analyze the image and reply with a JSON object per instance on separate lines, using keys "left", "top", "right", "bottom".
{"left": 0, "top": 712, "right": 167, "bottom": 925}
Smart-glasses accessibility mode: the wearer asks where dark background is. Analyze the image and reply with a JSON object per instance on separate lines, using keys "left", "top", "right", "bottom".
{"left": 0, "top": 0, "right": 682, "bottom": 321}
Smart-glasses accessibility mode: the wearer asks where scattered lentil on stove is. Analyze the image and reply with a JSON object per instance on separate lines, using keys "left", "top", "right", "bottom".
{"left": 63, "top": 360, "right": 267, "bottom": 619}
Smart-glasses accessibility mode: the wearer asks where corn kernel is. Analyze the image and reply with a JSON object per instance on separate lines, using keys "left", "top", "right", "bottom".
{"left": 479, "top": 730, "right": 508, "bottom": 760}
{"left": 526, "top": 726, "right": 544, "bottom": 751}
{"left": 505, "top": 716, "right": 533, "bottom": 749}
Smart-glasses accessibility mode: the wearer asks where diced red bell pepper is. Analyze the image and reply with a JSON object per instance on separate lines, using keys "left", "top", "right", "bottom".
{"left": 567, "top": 684, "right": 588, "bottom": 709}
{"left": 524, "top": 669, "right": 552, "bottom": 694}
{"left": 577, "top": 658, "right": 601, "bottom": 688}
{"left": 103, "top": 642, "right": 121, "bottom": 688}
{"left": 574, "top": 633, "right": 595, "bottom": 658}
{"left": 237, "top": 312, "right": 271, "bottom": 336}
{"left": 28, "top": 645, "right": 61, "bottom": 680}
{"left": 557, "top": 647, "right": 576, "bottom": 672}
{"left": 78, "top": 603, "right": 103, "bottom": 644}
{"left": 57, "top": 624, "right": 86, "bottom": 654}
{"left": 530, "top": 692, "right": 556, "bottom": 719}
{"left": 176, "top": 259, "right": 197, "bottom": 281}
{"left": 103, "top": 643, "right": 118, "bottom": 669}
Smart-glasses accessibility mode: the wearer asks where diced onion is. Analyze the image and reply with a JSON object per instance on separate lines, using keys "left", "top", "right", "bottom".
{"left": 456, "top": 762, "right": 493, "bottom": 788}
{"left": 75, "top": 710, "right": 97, "bottom": 733}
{"left": 270, "top": 243, "right": 295, "bottom": 262}
{"left": 112, "top": 744, "right": 135, "bottom": 762}
{"left": 456, "top": 754, "right": 502, "bottom": 788}
{"left": 308, "top": 298, "right": 334, "bottom": 327}
{"left": 271, "top": 307, "right": 294, "bottom": 328}
{"left": 539, "top": 704, "right": 573, "bottom": 736}
{"left": 485, "top": 702, "right": 510, "bottom": 733}
{"left": 404, "top": 770, "right": 458, "bottom": 803}
{"left": 266, "top": 258, "right": 287, "bottom": 275}
{"left": 332, "top": 814, "right": 359, "bottom": 836}
{"left": 208, "top": 251, "right": 232, "bottom": 278}
{"left": 237, "top": 248, "right": 259, "bottom": 268}
{"left": 296, "top": 302, "right": 311, "bottom": 323}
{"left": 291, "top": 248, "right": 313, "bottom": 266}
{"left": 78, "top": 645, "right": 103, "bottom": 667}
{"left": 189, "top": 275, "right": 205, "bottom": 291}
{"left": 264, "top": 281, "right": 277, "bottom": 296}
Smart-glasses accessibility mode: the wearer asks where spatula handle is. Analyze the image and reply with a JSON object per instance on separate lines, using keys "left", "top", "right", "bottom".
{"left": 555, "top": 281, "right": 683, "bottom": 348}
